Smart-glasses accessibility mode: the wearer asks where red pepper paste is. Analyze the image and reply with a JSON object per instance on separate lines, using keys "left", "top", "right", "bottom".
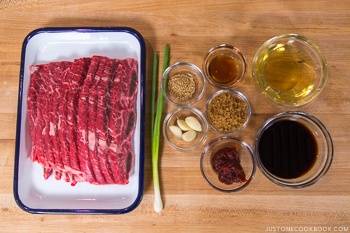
{"left": 211, "top": 146, "right": 246, "bottom": 185}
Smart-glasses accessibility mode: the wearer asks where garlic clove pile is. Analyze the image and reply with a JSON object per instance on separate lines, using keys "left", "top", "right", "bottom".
{"left": 169, "top": 115, "right": 202, "bottom": 142}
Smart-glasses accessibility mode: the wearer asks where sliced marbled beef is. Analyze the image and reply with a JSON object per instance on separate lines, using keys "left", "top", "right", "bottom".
{"left": 107, "top": 58, "right": 138, "bottom": 184}
{"left": 28, "top": 65, "right": 44, "bottom": 163}
{"left": 27, "top": 56, "right": 138, "bottom": 186}
{"left": 65, "top": 58, "right": 91, "bottom": 185}
{"left": 87, "top": 56, "right": 107, "bottom": 185}
{"left": 96, "top": 58, "right": 116, "bottom": 184}
{"left": 48, "top": 61, "right": 71, "bottom": 180}
{"left": 77, "top": 56, "right": 100, "bottom": 184}
{"left": 29, "top": 61, "right": 71, "bottom": 180}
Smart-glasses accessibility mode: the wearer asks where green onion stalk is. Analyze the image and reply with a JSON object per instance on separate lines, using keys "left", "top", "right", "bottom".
{"left": 152, "top": 44, "right": 170, "bottom": 213}
{"left": 151, "top": 53, "right": 159, "bottom": 139}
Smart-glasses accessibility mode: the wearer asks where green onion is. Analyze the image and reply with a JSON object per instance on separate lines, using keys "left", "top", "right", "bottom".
{"left": 151, "top": 53, "right": 159, "bottom": 139}
{"left": 152, "top": 44, "right": 170, "bottom": 213}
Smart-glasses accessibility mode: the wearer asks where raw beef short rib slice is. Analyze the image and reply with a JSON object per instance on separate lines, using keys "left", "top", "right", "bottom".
{"left": 87, "top": 56, "right": 107, "bottom": 184}
{"left": 65, "top": 57, "right": 91, "bottom": 185}
{"left": 96, "top": 57, "right": 116, "bottom": 184}
{"left": 48, "top": 61, "right": 71, "bottom": 180}
{"left": 77, "top": 56, "right": 101, "bottom": 184}
{"left": 28, "top": 65, "right": 44, "bottom": 163}
{"left": 118, "top": 59, "right": 138, "bottom": 183}
{"left": 107, "top": 58, "right": 138, "bottom": 184}
{"left": 29, "top": 64, "right": 51, "bottom": 179}
{"left": 57, "top": 64, "right": 73, "bottom": 183}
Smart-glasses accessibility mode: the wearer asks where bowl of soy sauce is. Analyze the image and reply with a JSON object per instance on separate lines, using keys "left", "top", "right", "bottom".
{"left": 254, "top": 111, "right": 333, "bottom": 188}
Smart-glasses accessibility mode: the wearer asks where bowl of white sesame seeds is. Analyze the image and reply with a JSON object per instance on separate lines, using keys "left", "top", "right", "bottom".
{"left": 161, "top": 62, "right": 206, "bottom": 106}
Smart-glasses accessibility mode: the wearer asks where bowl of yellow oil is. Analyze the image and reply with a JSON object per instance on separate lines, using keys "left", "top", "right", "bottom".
{"left": 252, "top": 34, "right": 328, "bottom": 107}
{"left": 203, "top": 44, "right": 247, "bottom": 88}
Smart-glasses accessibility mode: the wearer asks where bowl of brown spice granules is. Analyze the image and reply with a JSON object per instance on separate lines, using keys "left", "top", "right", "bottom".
{"left": 161, "top": 62, "right": 206, "bottom": 106}
{"left": 206, "top": 90, "right": 251, "bottom": 134}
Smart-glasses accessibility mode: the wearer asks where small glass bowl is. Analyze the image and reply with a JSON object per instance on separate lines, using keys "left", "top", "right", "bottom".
{"left": 203, "top": 44, "right": 247, "bottom": 88}
{"left": 163, "top": 107, "right": 208, "bottom": 151}
{"left": 206, "top": 90, "right": 251, "bottom": 134}
{"left": 252, "top": 34, "right": 328, "bottom": 107}
{"left": 161, "top": 62, "right": 206, "bottom": 106}
{"left": 200, "top": 136, "right": 256, "bottom": 192}
{"left": 254, "top": 111, "right": 333, "bottom": 188}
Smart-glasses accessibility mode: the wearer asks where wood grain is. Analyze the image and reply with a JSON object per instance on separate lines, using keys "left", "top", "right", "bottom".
{"left": 1, "top": 0, "right": 349, "bottom": 232}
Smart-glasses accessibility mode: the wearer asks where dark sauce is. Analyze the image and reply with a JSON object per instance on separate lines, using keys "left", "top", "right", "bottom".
{"left": 258, "top": 120, "right": 318, "bottom": 179}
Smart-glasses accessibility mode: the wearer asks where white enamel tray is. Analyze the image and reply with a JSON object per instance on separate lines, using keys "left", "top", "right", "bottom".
{"left": 14, "top": 27, "right": 145, "bottom": 214}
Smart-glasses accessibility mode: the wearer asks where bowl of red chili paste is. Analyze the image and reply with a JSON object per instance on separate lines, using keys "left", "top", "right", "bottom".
{"left": 200, "top": 136, "right": 255, "bottom": 192}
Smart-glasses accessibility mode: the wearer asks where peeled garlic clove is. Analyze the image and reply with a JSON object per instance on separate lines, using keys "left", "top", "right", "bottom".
{"left": 185, "top": 116, "right": 202, "bottom": 132}
{"left": 182, "top": 129, "right": 197, "bottom": 142}
{"left": 177, "top": 119, "right": 191, "bottom": 131}
{"left": 169, "top": 125, "right": 182, "bottom": 139}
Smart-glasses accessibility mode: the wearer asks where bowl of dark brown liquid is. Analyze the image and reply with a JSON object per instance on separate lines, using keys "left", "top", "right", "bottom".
{"left": 254, "top": 111, "right": 333, "bottom": 188}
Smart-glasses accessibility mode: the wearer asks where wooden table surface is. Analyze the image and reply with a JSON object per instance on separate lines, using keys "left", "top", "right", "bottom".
{"left": 1, "top": 0, "right": 349, "bottom": 232}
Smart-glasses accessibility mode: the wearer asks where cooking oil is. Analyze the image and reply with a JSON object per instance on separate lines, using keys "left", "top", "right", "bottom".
{"left": 256, "top": 44, "right": 316, "bottom": 102}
